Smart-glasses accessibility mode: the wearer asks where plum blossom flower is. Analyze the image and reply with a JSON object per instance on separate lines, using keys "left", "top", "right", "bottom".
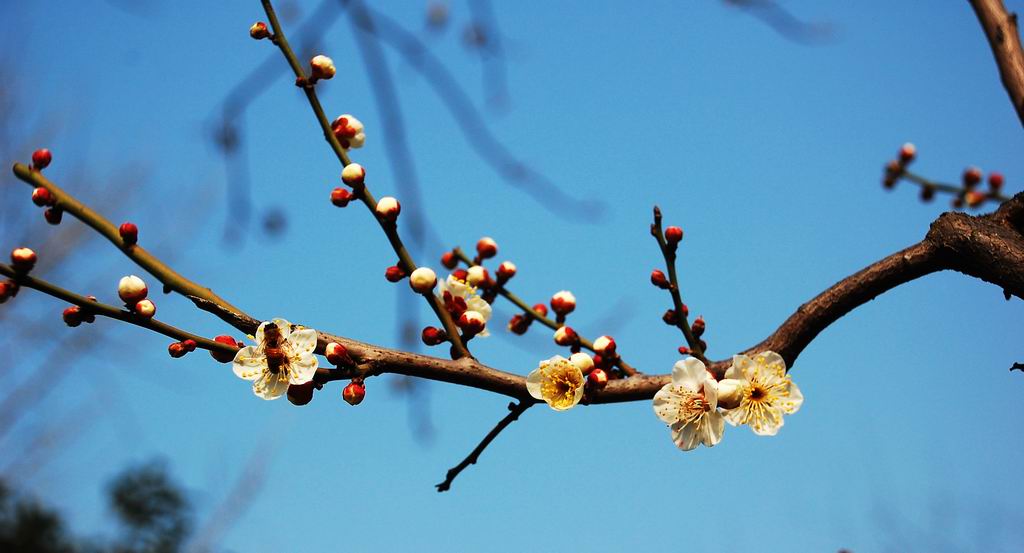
{"left": 526, "top": 355, "right": 588, "bottom": 411}
{"left": 438, "top": 274, "right": 492, "bottom": 337}
{"left": 652, "top": 358, "right": 724, "bottom": 451}
{"left": 721, "top": 351, "right": 803, "bottom": 436}
{"left": 232, "top": 318, "right": 318, "bottom": 400}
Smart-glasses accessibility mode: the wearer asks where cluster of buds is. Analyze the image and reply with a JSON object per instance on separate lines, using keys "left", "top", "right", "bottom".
{"left": 0, "top": 248, "right": 37, "bottom": 305}
{"left": 507, "top": 303, "right": 547, "bottom": 335}
{"left": 331, "top": 161, "right": 366, "bottom": 209}
{"left": 62, "top": 296, "right": 98, "bottom": 327}
{"left": 26, "top": 151, "right": 63, "bottom": 224}
{"left": 117, "top": 275, "right": 156, "bottom": 319}
{"left": 167, "top": 339, "right": 198, "bottom": 358}
{"left": 883, "top": 143, "right": 1008, "bottom": 209}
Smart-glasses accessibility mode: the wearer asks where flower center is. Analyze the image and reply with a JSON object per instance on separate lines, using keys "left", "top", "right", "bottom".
{"left": 540, "top": 364, "right": 583, "bottom": 408}
{"left": 749, "top": 385, "right": 766, "bottom": 401}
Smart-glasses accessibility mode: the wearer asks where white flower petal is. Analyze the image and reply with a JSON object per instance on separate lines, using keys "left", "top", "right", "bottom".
{"left": 466, "top": 296, "right": 492, "bottom": 322}
{"left": 252, "top": 371, "right": 289, "bottom": 400}
{"left": 782, "top": 379, "right": 804, "bottom": 415}
{"left": 726, "top": 354, "right": 752, "bottom": 380}
{"left": 653, "top": 384, "right": 683, "bottom": 424}
{"left": 701, "top": 412, "right": 725, "bottom": 447}
{"left": 759, "top": 351, "right": 787, "bottom": 374}
{"left": 289, "top": 352, "right": 318, "bottom": 384}
{"left": 702, "top": 377, "right": 719, "bottom": 410}
{"left": 671, "top": 421, "right": 702, "bottom": 451}
{"left": 750, "top": 410, "right": 784, "bottom": 436}
{"left": 232, "top": 346, "right": 265, "bottom": 381}
{"left": 525, "top": 368, "right": 544, "bottom": 400}
{"left": 671, "top": 357, "right": 707, "bottom": 391}
{"left": 288, "top": 328, "right": 318, "bottom": 355}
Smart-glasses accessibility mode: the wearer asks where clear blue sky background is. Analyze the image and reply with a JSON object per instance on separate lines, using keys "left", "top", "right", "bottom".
{"left": 2, "top": 1, "right": 1023, "bottom": 551}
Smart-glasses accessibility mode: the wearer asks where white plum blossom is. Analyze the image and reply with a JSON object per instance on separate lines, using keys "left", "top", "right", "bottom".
{"left": 526, "top": 355, "right": 588, "bottom": 411}
{"left": 652, "top": 358, "right": 724, "bottom": 451}
{"left": 438, "top": 274, "right": 492, "bottom": 337}
{"left": 721, "top": 351, "right": 803, "bottom": 436}
{"left": 232, "top": 318, "right": 319, "bottom": 400}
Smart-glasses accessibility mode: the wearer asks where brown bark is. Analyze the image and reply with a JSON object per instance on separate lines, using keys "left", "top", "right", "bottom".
{"left": 969, "top": 0, "right": 1024, "bottom": 127}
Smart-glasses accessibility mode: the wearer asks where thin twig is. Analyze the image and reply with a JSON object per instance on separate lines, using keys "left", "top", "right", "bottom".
{"left": 435, "top": 401, "right": 532, "bottom": 492}
{"left": 969, "top": 0, "right": 1024, "bottom": 127}
{"left": 650, "top": 206, "right": 708, "bottom": 365}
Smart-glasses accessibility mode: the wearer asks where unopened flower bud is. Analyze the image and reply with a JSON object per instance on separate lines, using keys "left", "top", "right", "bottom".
{"left": 325, "top": 342, "right": 350, "bottom": 365}
{"left": 458, "top": 310, "right": 487, "bottom": 335}
{"left": 63, "top": 306, "right": 83, "bottom": 327}
{"left": 952, "top": 195, "right": 965, "bottom": 209}
{"left": 0, "top": 281, "right": 14, "bottom": 303}
{"left": 118, "top": 275, "right": 148, "bottom": 304}
{"left": 587, "top": 368, "right": 608, "bottom": 390}
{"left": 963, "top": 166, "right": 982, "bottom": 188}
{"left": 497, "top": 261, "right": 516, "bottom": 281}
{"left": 43, "top": 207, "right": 63, "bottom": 225}
{"left": 662, "top": 309, "right": 677, "bottom": 325}
{"left": 476, "top": 236, "right": 498, "bottom": 259}
{"left": 409, "top": 267, "right": 438, "bottom": 293}
{"left": 331, "top": 114, "right": 366, "bottom": 149}
{"left": 920, "top": 184, "right": 936, "bottom": 202}
{"left": 550, "top": 291, "right": 576, "bottom": 315}
{"left": 249, "top": 21, "right": 270, "bottom": 40}
{"left": 32, "top": 149, "right": 52, "bottom": 170}
{"left": 441, "top": 251, "right": 458, "bottom": 269}
{"left": 11, "top": 248, "right": 37, "bottom": 272}
{"left": 650, "top": 269, "right": 669, "bottom": 289}
{"left": 331, "top": 187, "right": 353, "bottom": 207}
{"left": 341, "top": 163, "right": 365, "bottom": 186}
{"left": 421, "top": 326, "right": 447, "bottom": 346}
{"left": 310, "top": 54, "right": 336, "bottom": 80}
{"left": 210, "top": 335, "right": 239, "bottom": 363}
{"left": 898, "top": 142, "right": 916, "bottom": 164}
{"left": 134, "top": 299, "right": 156, "bottom": 318}
{"left": 507, "top": 314, "right": 530, "bottom": 335}
{"left": 466, "top": 265, "right": 489, "bottom": 287}
{"left": 716, "top": 379, "right": 746, "bottom": 409}
{"left": 384, "top": 265, "right": 406, "bottom": 282}
{"left": 553, "top": 325, "right": 578, "bottom": 346}
{"left": 569, "top": 352, "right": 594, "bottom": 374}
{"left": 591, "top": 353, "right": 605, "bottom": 367}
{"left": 966, "top": 190, "right": 986, "bottom": 208}
{"left": 31, "top": 187, "right": 54, "bottom": 207}
{"left": 168, "top": 342, "right": 187, "bottom": 358}
{"left": 532, "top": 303, "right": 548, "bottom": 317}
{"left": 119, "top": 222, "right": 138, "bottom": 246}
{"left": 182, "top": 339, "right": 197, "bottom": 352}
{"left": 451, "top": 268, "right": 469, "bottom": 282}
{"left": 375, "top": 196, "right": 400, "bottom": 222}
{"left": 592, "top": 335, "right": 616, "bottom": 356}
{"left": 664, "top": 226, "right": 683, "bottom": 245}
{"left": 691, "top": 316, "right": 706, "bottom": 338}
{"left": 342, "top": 381, "right": 366, "bottom": 405}
{"left": 678, "top": 346, "right": 690, "bottom": 355}
{"left": 287, "top": 381, "right": 315, "bottom": 406}
{"left": 989, "top": 172, "right": 1005, "bottom": 191}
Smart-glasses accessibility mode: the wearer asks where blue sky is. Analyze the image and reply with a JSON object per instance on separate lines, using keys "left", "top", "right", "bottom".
{"left": 2, "top": 1, "right": 1023, "bottom": 551}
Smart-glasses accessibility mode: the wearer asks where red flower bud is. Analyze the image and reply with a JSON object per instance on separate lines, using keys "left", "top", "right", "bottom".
{"left": 678, "top": 346, "right": 690, "bottom": 355}
{"left": 920, "top": 185, "right": 935, "bottom": 202}
{"left": 63, "top": 306, "right": 83, "bottom": 327}
{"left": 476, "top": 236, "right": 498, "bottom": 259}
{"left": 507, "top": 314, "right": 530, "bottom": 335}
{"left": 168, "top": 342, "right": 187, "bottom": 358}
{"left": 249, "top": 21, "right": 271, "bottom": 40}
{"left": 0, "top": 281, "right": 14, "bottom": 303}
{"left": 898, "top": 143, "right": 916, "bottom": 164}
{"left": 341, "top": 163, "right": 365, "bottom": 186}
{"left": 662, "top": 309, "right": 677, "bottom": 325}
{"left": 287, "top": 381, "right": 316, "bottom": 406}
{"left": 592, "top": 335, "right": 616, "bottom": 356}
{"left": 421, "top": 326, "right": 447, "bottom": 346}
{"left": 182, "top": 339, "right": 197, "bottom": 352}
{"left": 650, "top": 269, "right": 669, "bottom": 289}
{"left": 11, "top": 248, "right": 37, "bottom": 273}
{"left": 375, "top": 196, "right": 400, "bottom": 222}
{"left": 553, "top": 325, "right": 578, "bottom": 346}
{"left": 210, "top": 335, "right": 240, "bottom": 363}
{"left": 119, "top": 222, "right": 138, "bottom": 246}
{"left": 331, "top": 187, "right": 353, "bottom": 207}
{"left": 31, "top": 187, "right": 54, "bottom": 207}
{"left": 343, "top": 381, "right": 366, "bottom": 405}
{"left": 989, "top": 172, "right": 1005, "bottom": 191}
{"left": 587, "top": 368, "right": 609, "bottom": 390}
{"left": 458, "top": 311, "right": 487, "bottom": 335}
{"left": 497, "top": 261, "right": 517, "bottom": 281}
{"left": 451, "top": 268, "right": 468, "bottom": 282}
{"left": 664, "top": 226, "right": 683, "bottom": 245}
{"left": 965, "top": 190, "right": 986, "bottom": 208}
{"left": 384, "top": 265, "right": 406, "bottom": 282}
{"left": 550, "top": 291, "right": 576, "bottom": 315}
{"left": 963, "top": 167, "right": 982, "bottom": 188}
{"left": 134, "top": 299, "right": 156, "bottom": 318}
{"left": 441, "top": 251, "right": 458, "bottom": 269}
{"left": 532, "top": 303, "right": 548, "bottom": 317}
{"left": 32, "top": 149, "right": 52, "bottom": 170}
{"left": 43, "top": 207, "right": 63, "bottom": 225}
{"left": 325, "top": 342, "right": 351, "bottom": 365}
{"left": 691, "top": 316, "right": 706, "bottom": 338}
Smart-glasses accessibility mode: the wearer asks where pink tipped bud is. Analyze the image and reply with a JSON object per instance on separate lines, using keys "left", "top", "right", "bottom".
{"left": 287, "top": 381, "right": 315, "bottom": 406}
{"left": 43, "top": 207, "right": 63, "bottom": 225}
{"left": 343, "top": 381, "right": 366, "bottom": 405}
{"left": 168, "top": 342, "right": 187, "bottom": 358}
{"left": 421, "top": 326, "right": 447, "bottom": 346}
{"left": 384, "top": 265, "right": 406, "bottom": 283}
{"left": 989, "top": 172, "right": 1005, "bottom": 191}
{"left": 650, "top": 269, "right": 669, "bottom": 289}
{"left": 341, "top": 163, "right": 365, "bottom": 186}
{"left": 587, "top": 368, "right": 609, "bottom": 390}
{"left": 553, "top": 325, "right": 578, "bottom": 346}
{"left": 497, "top": 261, "right": 516, "bottom": 281}
{"left": 441, "top": 251, "right": 458, "bottom": 269}
{"left": 965, "top": 190, "right": 986, "bottom": 208}
{"left": 331, "top": 187, "right": 353, "bottom": 207}
{"left": 550, "top": 291, "right": 576, "bottom": 315}
{"left": 182, "top": 339, "right": 197, "bottom": 352}
{"left": 507, "top": 314, "right": 530, "bottom": 335}
{"left": 119, "top": 222, "right": 138, "bottom": 246}
{"left": 963, "top": 166, "right": 982, "bottom": 188}
{"left": 899, "top": 143, "right": 916, "bottom": 164}
{"left": 570, "top": 352, "right": 594, "bottom": 374}
{"left": 31, "top": 187, "right": 54, "bottom": 207}
{"left": 325, "top": 342, "right": 350, "bottom": 365}
{"left": 32, "top": 149, "right": 52, "bottom": 170}
{"left": 375, "top": 196, "right": 400, "bottom": 222}
{"left": 117, "top": 275, "right": 148, "bottom": 304}
{"left": 592, "top": 335, "right": 616, "bottom": 356}
{"left": 466, "top": 265, "right": 489, "bottom": 287}
{"left": 11, "top": 248, "right": 37, "bottom": 272}
{"left": 475, "top": 236, "right": 498, "bottom": 259}
{"left": 662, "top": 309, "right": 677, "bottom": 325}
{"left": 310, "top": 54, "right": 336, "bottom": 80}
{"left": 678, "top": 346, "right": 690, "bottom": 355}
{"left": 691, "top": 316, "right": 706, "bottom": 338}
{"left": 409, "top": 267, "right": 438, "bottom": 294}
{"left": 458, "top": 310, "right": 487, "bottom": 335}
{"left": 0, "top": 281, "right": 14, "bottom": 303}
{"left": 920, "top": 184, "right": 936, "bottom": 202}
{"left": 210, "top": 335, "right": 239, "bottom": 363}
{"left": 451, "top": 268, "right": 469, "bottom": 282}
{"left": 532, "top": 303, "right": 548, "bottom": 317}
{"left": 63, "top": 306, "right": 83, "bottom": 327}
{"left": 134, "top": 299, "right": 156, "bottom": 318}
{"left": 249, "top": 21, "right": 270, "bottom": 40}
{"left": 664, "top": 226, "right": 683, "bottom": 245}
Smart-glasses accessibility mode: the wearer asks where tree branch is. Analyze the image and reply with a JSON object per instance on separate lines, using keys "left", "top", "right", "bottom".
{"left": 969, "top": 0, "right": 1024, "bottom": 126}
{"left": 435, "top": 401, "right": 532, "bottom": 492}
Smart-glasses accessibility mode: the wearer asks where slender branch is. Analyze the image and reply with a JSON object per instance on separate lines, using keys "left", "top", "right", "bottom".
{"left": 0, "top": 264, "right": 238, "bottom": 357}
{"left": 450, "top": 248, "right": 638, "bottom": 376}
{"left": 11, "top": 163, "right": 247, "bottom": 318}
{"left": 650, "top": 206, "right": 709, "bottom": 364}
{"left": 259, "top": 0, "right": 469, "bottom": 359}
{"left": 900, "top": 169, "right": 1010, "bottom": 203}
{"left": 969, "top": 0, "right": 1024, "bottom": 127}
{"left": 435, "top": 401, "right": 532, "bottom": 492}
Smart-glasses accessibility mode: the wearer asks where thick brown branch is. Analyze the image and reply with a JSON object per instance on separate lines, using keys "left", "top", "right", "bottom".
{"left": 970, "top": 0, "right": 1024, "bottom": 126}
{"left": 436, "top": 401, "right": 532, "bottom": 492}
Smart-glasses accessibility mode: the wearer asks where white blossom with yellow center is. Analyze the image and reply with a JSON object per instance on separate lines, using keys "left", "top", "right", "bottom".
{"left": 721, "top": 351, "right": 803, "bottom": 436}
{"left": 438, "top": 274, "right": 492, "bottom": 336}
{"left": 526, "top": 355, "right": 588, "bottom": 411}
{"left": 652, "top": 358, "right": 724, "bottom": 451}
{"left": 232, "top": 318, "right": 319, "bottom": 400}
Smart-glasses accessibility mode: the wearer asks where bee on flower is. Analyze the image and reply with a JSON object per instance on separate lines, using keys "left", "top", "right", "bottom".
{"left": 232, "top": 319, "right": 319, "bottom": 400}
{"left": 652, "top": 358, "right": 724, "bottom": 451}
